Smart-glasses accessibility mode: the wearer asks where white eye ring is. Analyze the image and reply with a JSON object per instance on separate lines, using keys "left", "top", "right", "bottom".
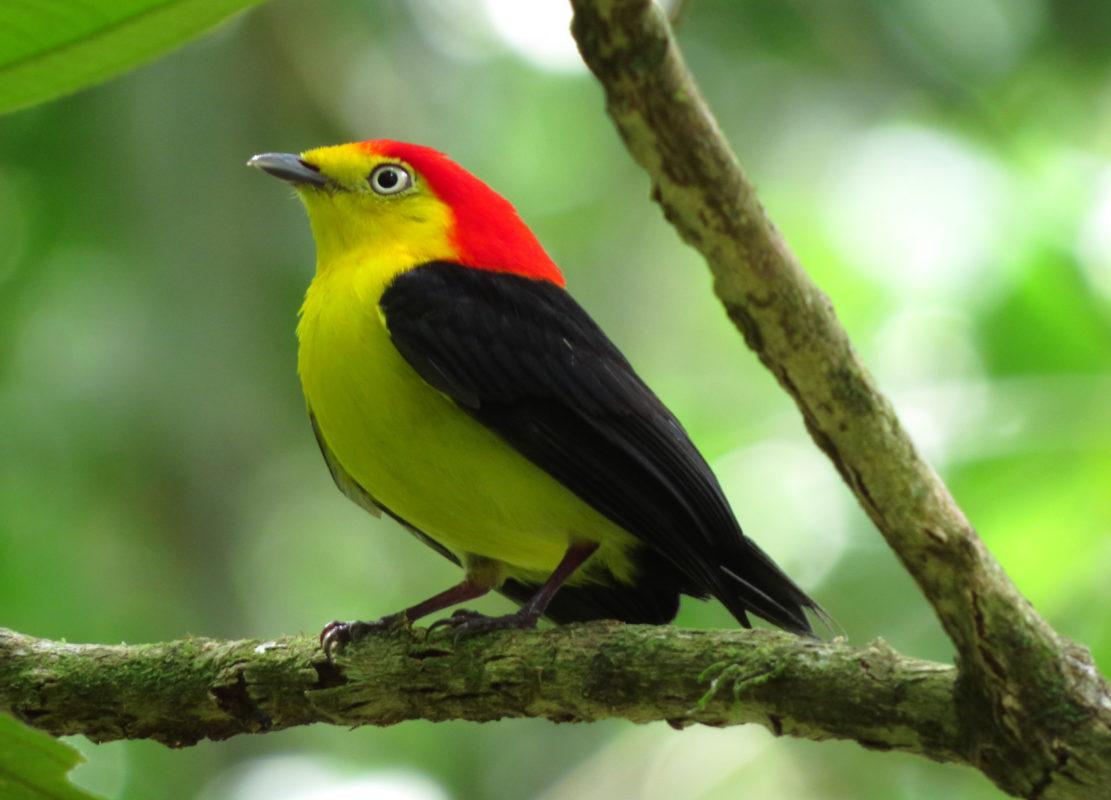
{"left": 368, "top": 164, "right": 412, "bottom": 195}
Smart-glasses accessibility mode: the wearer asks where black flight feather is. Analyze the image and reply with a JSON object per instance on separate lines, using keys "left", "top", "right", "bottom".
{"left": 379, "top": 261, "right": 822, "bottom": 635}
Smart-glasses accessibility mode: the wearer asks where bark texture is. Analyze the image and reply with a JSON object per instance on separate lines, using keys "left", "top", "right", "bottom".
{"left": 1, "top": 625, "right": 958, "bottom": 757}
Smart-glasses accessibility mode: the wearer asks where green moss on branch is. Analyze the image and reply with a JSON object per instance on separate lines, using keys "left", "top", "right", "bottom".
{"left": 1, "top": 625, "right": 959, "bottom": 758}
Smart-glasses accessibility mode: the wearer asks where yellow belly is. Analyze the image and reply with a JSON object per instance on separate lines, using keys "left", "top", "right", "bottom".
{"left": 296, "top": 258, "right": 637, "bottom": 585}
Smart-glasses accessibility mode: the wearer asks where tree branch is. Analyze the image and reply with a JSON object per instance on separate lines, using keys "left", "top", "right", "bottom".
{"left": 567, "top": 1, "right": 1111, "bottom": 798}
{"left": 1, "top": 625, "right": 962, "bottom": 757}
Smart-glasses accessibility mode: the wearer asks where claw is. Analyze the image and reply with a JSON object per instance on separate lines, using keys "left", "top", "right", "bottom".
{"left": 427, "top": 608, "right": 485, "bottom": 632}
{"left": 320, "top": 620, "right": 347, "bottom": 657}
{"left": 428, "top": 608, "right": 541, "bottom": 642}
{"left": 319, "top": 613, "right": 407, "bottom": 661}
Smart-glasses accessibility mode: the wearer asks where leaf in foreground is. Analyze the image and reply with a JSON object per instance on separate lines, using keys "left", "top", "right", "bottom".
{"left": 0, "top": 0, "right": 267, "bottom": 115}
{"left": 0, "top": 714, "right": 102, "bottom": 800}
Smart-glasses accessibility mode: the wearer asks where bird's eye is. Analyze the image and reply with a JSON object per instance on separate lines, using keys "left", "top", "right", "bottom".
{"left": 368, "top": 164, "right": 412, "bottom": 195}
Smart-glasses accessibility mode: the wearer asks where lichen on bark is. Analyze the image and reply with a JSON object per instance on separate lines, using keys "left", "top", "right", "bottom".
{"left": 1, "top": 625, "right": 960, "bottom": 760}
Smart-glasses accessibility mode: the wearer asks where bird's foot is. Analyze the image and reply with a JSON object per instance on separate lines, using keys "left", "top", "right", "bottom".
{"left": 428, "top": 607, "right": 540, "bottom": 640}
{"left": 320, "top": 612, "right": 407, "bottom": 661}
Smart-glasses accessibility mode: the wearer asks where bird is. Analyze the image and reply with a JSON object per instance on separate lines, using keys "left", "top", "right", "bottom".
{"left": 248, "top": 140, "right": 823, "bottom": 656}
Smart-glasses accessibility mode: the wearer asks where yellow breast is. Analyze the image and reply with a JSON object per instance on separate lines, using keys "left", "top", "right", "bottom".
{"left": 295, "top": 252, "right": 637, "bottom": 584}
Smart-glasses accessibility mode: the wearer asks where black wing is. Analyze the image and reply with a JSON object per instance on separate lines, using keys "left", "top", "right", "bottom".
{"left": 380, "top": 262, "right": 820, "bottom": 635}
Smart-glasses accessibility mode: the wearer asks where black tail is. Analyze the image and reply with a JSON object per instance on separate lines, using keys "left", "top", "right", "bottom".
{"left": 709, "top": 537, "right": 824, "bottom": 636}
{"left": 501, "top": 542, "right": 824, "bottom": 635}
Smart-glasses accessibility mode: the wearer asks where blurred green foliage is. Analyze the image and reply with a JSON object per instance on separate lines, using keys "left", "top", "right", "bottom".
{"left": 1, "top": 1, "right": 1109, "bottom": 798}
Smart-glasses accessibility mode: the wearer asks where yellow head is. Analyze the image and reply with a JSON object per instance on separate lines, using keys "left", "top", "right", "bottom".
{"left": 248, "top": 140, "right": 563, "bottom": 284}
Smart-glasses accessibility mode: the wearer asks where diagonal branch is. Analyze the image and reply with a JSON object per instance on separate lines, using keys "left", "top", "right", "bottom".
{"left": 567, "top": 1, "right": 1111, "bottom": 798}
{"left": 0, "top": 625, "right": 960, "bottom": 758}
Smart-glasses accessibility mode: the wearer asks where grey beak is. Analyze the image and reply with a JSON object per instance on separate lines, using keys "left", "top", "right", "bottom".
{"left": 247, "top": 152, "right": 328, "bottom": 187}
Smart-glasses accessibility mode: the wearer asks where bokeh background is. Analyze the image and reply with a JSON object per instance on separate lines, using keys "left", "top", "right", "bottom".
{"left": 2, "top": 0, "right": 1110, "bottom": 797}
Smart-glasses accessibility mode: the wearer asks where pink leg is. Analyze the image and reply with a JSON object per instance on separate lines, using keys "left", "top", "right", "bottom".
{"left": 431, "top": 542, "right": 599, "bottom": 638}
{"left": 320, "top": 577, "right": 495, "bottom": 660}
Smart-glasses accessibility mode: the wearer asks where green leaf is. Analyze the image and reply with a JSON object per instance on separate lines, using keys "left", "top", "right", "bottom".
{"left": 0, "top": 714, "right": 103, "bottom": 800}
{"left": 0, "top": 0, "right": 267, "bottom": 115}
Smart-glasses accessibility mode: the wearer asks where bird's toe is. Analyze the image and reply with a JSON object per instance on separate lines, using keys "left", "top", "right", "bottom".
{"left": 319, "top": 613, "right": 407, "bottom": 660}
{"left": 429, "top": 609, "right": 540, "bottom": 641}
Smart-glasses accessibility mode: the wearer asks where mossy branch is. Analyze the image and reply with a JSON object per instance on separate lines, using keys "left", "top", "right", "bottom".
{"left": 1, "top": 625, "right": 962, "bottom": 757}
{"left": 568, "top": 1, "right": 1111, "bottom": 798}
